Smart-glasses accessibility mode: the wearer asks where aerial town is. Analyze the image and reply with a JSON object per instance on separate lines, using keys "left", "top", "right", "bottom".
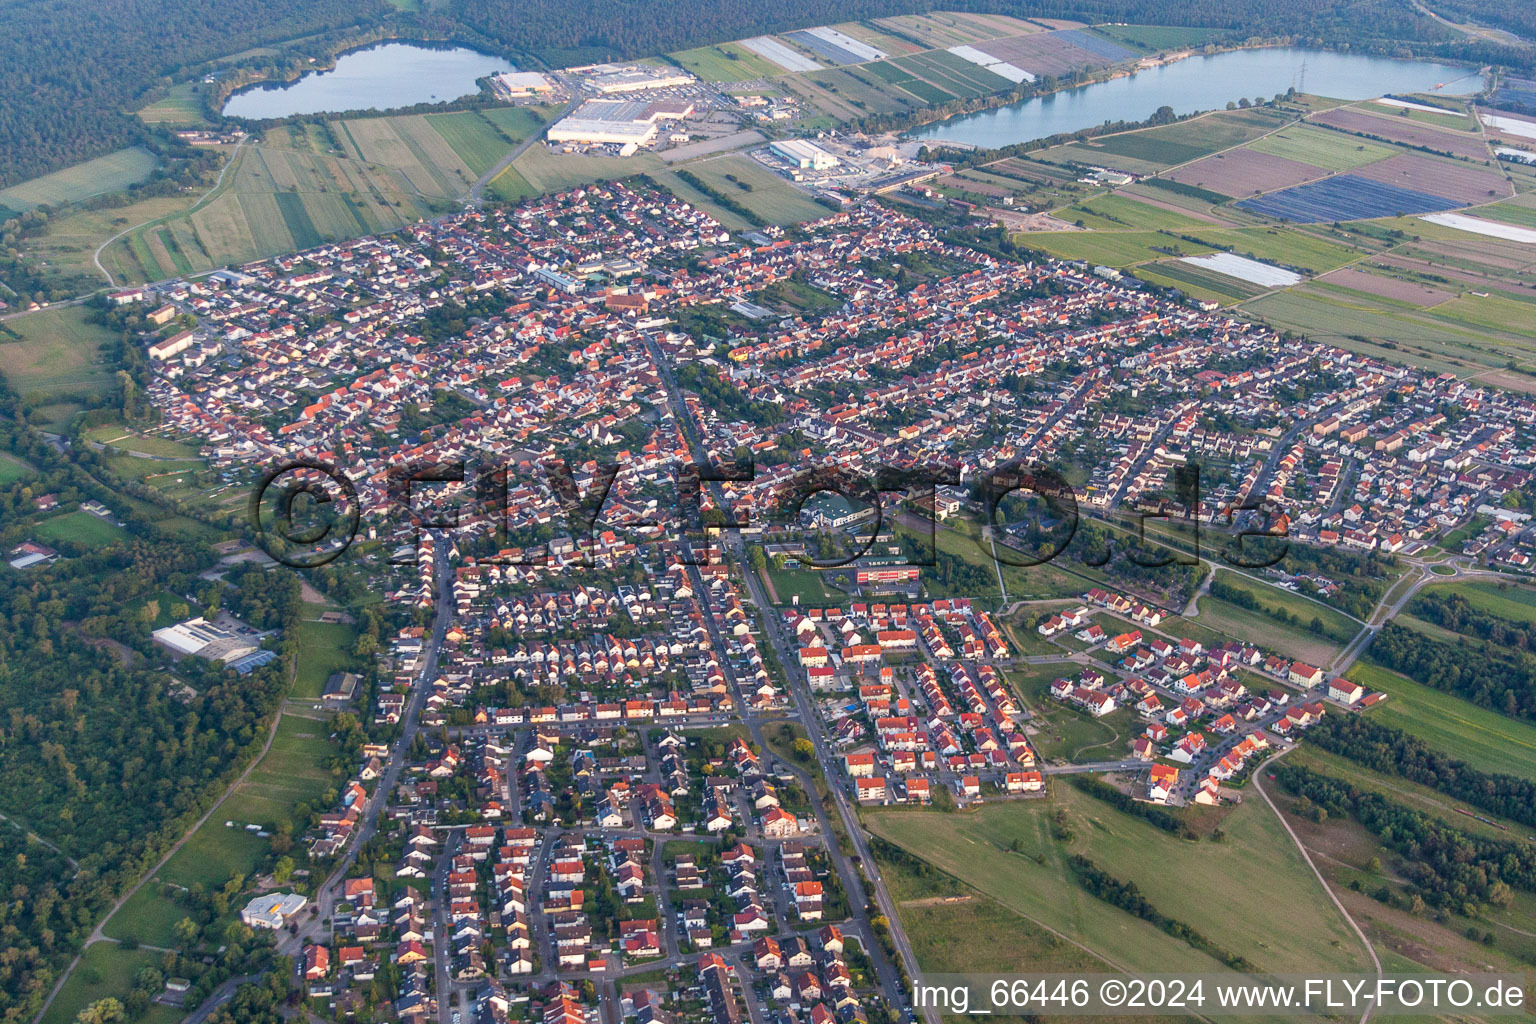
{"left": 70, "top": 175, "right": 1532, "bottom": 1023}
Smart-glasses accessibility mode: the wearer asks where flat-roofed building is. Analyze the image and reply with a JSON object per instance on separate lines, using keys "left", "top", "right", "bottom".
{"left": 770, "top": 138, "right": 839, "bottom": 170}
{"left": 495, "top": 71, "right": 554, "bottom": 96}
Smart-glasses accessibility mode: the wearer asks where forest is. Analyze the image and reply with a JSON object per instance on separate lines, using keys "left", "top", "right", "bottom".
{"left": 0, "top": 0, "right": 390, "bottom": 186}
{"left": 1368, "top": 620, "right": 1536, "bottom": 722}
{"left": 7, "top": 0, "right": 1536, "bottom": 191}
{"left": 0, "top": 377, "right": 301, "bottom": 1022}
{"left": 1276, "top": 763, "right": 1534, "bottom": 916}
{"left": 1303, "top": 715, "right": 1536, "bottom": 828}
{"left": 1411, "top": 590, "right": 1536, "bottom": 651}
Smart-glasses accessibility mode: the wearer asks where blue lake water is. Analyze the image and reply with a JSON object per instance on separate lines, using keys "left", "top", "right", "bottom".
{"left": 222, "top": 42, "right": 515, "bottom": 119}
{"left": 911, "top": 48, "right": 1482, "bottom": 149}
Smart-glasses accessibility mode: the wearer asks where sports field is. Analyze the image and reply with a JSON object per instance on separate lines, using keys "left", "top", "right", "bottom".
{"left": 32, "top": 510, "right": 128, "bottom": 549}
{"left": 0, "top": 147, "right": 158, "bottom": 211}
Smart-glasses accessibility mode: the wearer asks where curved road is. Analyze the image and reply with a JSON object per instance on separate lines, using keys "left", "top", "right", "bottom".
{"left": 93, "top": 138, "right": 247, "bottom": 287}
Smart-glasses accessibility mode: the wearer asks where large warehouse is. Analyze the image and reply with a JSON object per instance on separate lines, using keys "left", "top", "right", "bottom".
{"left": 770, "top": 138, "right": 839, "bottom": 171}
{"left": 548, "top": 98, "right": 695, "bottom": 147}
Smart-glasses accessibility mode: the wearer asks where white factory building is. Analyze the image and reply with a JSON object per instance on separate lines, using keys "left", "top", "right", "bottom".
{"left": 547, "top": 98, "right": 695, "bottom": 148}
{"left": 494, "top": 71, "right": 554, "bottom": 97}
{"left": 770, "top": 138, "right": 839, "bottom": 171}
{"left": 589, "top": 67, "right": 694, "bottom": 94}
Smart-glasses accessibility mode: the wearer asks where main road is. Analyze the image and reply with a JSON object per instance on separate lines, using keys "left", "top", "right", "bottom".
{"left": 644, "top": 337, "right": 928, "bottom": 1024}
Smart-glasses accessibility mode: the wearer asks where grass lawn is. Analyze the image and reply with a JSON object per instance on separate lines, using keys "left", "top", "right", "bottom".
{"left": 865, "top": 787, "right": 1371, "bottom": 975}
{"left": 293, "top": 618, "right": 360, "bottom": 701}
{"left": 41, "top": 943, "right": 181, "bottom": 1024}
{"left": 1349, "top": 659, "right": 1536, "bottom": 779}
{"left": 0, "top": 453, "right": 33, "bottom": 485}
{"left": 1195, "top": 594, "right": 1346, "bottom": 664}
{"left": 1416, "top": 578, "right": 1536, "bottom": 625}
{"left": 512, "top": 142, "right": 663, "bottom": 194}
{"left": 32, "top": 509, "right": 128, "bottom": 549}
{"left": 1031, "top": 703, "right": 1131, "bottom": 762}
{"left": 0, "top": 148, "right": 159, "bottom": 211}
{"left": 85, "top": 422, "right": 203, "bottom": 458}
{"left": 0, "top": 305, "right": 116, "bottom": 398}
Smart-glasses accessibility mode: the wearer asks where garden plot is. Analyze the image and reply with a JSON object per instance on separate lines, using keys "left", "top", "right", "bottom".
{"left": 740, "top": 36, "right": 821, "bottom": 72}
{"left": 1420, "top": 212, "right": 1536, "bottom": 243}
{"left": 1313, "top": 107, "right": 1490, "bottom": 159}
{"left": 1352, "top": 153, "right": 1511, "bottom": 205}
{"left": 1180, "top": 252, "right": 1303, "bottom": 288}
{"left": 1164, "top": 150, "right": 1328, "bottom": 196}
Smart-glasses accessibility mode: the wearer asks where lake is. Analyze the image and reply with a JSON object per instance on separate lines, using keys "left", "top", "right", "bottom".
{"left": 222, "top": 42, "right": 515, "bottom": 119}
{"left": 912, "top": 48, "right": 1481, "bottom": 149}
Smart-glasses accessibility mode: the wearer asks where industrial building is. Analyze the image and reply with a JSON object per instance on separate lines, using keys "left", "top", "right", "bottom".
{"left": 494, "top": 71, "right": 554, "bottom": 97}
{"left": 585, "top": 65, "right": 694, "bottom": 94}
{"left": 547, "top": 98, "right": 695, "bottom": 148}
{"left": 770, "top": 138, "right": 839, "bottom": 171}
{"left": 152, "top": 616, "right": 259, "bottom": 663}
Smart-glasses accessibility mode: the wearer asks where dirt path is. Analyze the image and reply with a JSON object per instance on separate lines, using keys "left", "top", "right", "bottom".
{"left": 1252, "top": 750, "right": 1383, "bottom": 1024}
{"left": 31, "top": 654, "right": 295, "bottom": 1024}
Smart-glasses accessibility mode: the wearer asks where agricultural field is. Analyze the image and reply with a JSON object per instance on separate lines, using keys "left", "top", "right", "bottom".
{"left": 332, "top": 114, "right": 477, "bottom": 198}
{"left": 1346, "top": 658, "right": 1536, "bottom": 778}
{"left": 1314, "top": 265, "right": 1454, "bottom": 305}
{"left": 1013, "top": 229, "right": 1215, "bottom": 266}
{"left": 668, "top": 42, "right": 784, "bottom": 81}
{"left": 866, "top": 788, "right": 1373, "bottom": 975}
{"left": 1236, "top": 173, "right": 1460, "bottom": 222}
{"left": 1085, "top": 24, "right": 1224, "bottom": 51}
{"left": 0, "top": 305, "right": 117, "bottom": 398}
{"left": 1133, "top": 260, "right": 1265, "bottom": 304}
{"left": 1248, "top": 122, "right": 1406, "bottom": 170}
{"left": 0, "top": 147, "right": 158, "bottom": 211}
{"left": 136, "top": 83, "right": 208, "bottom": 126}
{"left": 1164, "top": 150, "right": 1326, "bottom": 196}
{"left": 1351, "top": 152, "right": 1511, "bottom": 205}
{"left": 1312, "top": 105, "right": 1492, "bottom": 160}
{"left": 1059, "top": 192, "right": 1212, "bottom": 231}
{"left": 98, "top": 141, "right": 432, "bottom": 283}
{"left": 873, "top": 12, "right": 1039, "bottom": 50}
{"left": 1238, "top": 287, "right": 1527, "bottom": 374}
